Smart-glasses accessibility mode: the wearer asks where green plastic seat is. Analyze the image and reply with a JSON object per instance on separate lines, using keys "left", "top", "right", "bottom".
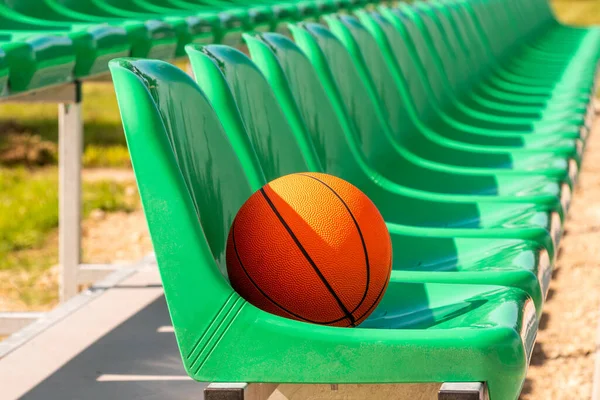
{"left": 133, "top": 0, "right": 285, "bottom": 41}
{"left": 93, "top": 0, "right": 242, "bottom": 53}
{"left": 315, "top": 13, "right": 578, "bottom": 204}
{"left": 260, "top": 20, "right": 569, "bottom": 241}
{"left": 369, "top": 5, "right": 587, "bottom": 174}
{"left": 207, "top": 31, "right": 561, "bottom": 248}
{"left": 435, "top": 0, "right": 593, "bottom": 115}
{"left": 482, "top": 0, "right": 600, "bottom": 60}
{"left": 464, "top": 0, "right": 599, "bottom": 99}
{"left": 436, "top": 5, "right": 591, "bottom": 131}
{"left": 94, "top": 0, "right": 278, "bottom": 50}
{"left": 414, "top": 1, "right": 590, "bottom": 123}
{"left": 418, "top": 0, "right": 589, "bottom": 105}
{"left": 109, "top": 57, "right": 538, "bottom": 400}
{"left": 351, "top": 9, "right": 583, "bottom": 165}
{"left": 449, "top": 0, "right": 596, "bottom": 89}
{"left": 462, "top": 0, "right": 598, "bottom": 137}
{"left": 184, "top": 39, "right": 553, "bottom": 315}
{"left": 0, "top": 0, "right": 178, "bottom": 60}
{"left": 0, "top": 30, "right": 75, "bottom": 93}
{"left": 0, "top": 8, "right": 129, "bottom": 79}
{"left": 385, "top": 4, "right": 588, "bottom": 138}
{"left": 407, "top": 2, "right": 592, "bottom": 127}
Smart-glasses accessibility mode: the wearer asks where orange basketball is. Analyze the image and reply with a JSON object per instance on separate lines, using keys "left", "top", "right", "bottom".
{"left": 226, "top": 172, "right": 392, "bottom": 327}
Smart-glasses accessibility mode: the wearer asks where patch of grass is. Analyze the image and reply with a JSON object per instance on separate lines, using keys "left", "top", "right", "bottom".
{"left": 83, "top": 145, "right": 132, "bottom": 168}
{"left": 0, "top": 167, "right": 138, "bottom": 272}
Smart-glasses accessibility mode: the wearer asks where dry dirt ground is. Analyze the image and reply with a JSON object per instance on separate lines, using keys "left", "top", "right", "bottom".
{"left": 520, "top": 114, "right": 600, "bottom": 399}
{"left": 81, "top": 169, "right": 153, "bottom": 264}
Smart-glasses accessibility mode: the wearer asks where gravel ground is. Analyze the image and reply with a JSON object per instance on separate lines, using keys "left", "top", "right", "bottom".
{"left": 81, "top": 169, "right": 153, "bottom": 264}
{"left": 520, "top": 112, "right": 600, "bottom": 399}
{"left": 82, "top": 209, "right": 152, "bottom": 265}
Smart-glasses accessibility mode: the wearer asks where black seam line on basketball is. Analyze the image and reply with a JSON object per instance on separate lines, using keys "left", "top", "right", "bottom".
{"left": 353, "top": 263, "right": 392, "bottom": 324}
{"left": 233, "top": 212, "right": 350, "bottom": 326}
{"left": 232, "top": 221, "right": 316, "bottom": 324}
{"left": 296, "top": 173, "right": 370, "bottom": 316}
{"left": 260, "top": 188, "right": 356, "bottom": 326}
{"left": 354, "top": 277, "right": 388, "bottom": 325}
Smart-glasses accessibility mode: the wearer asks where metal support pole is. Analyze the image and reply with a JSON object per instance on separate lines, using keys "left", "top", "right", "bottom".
{"left": 205, "top": 383, "right": 278, "bottom": 400}
{"left": 438, "top": 382, "right": 488, "bottom": 400}
{"left": 58, "top": 82, "right": 83, "bottom": 302}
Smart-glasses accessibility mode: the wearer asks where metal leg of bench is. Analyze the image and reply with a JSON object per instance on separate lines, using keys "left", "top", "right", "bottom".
{"left": 204, "top": 383, "right": 279, "bottom": 400}
{"left": 58, "top": 81, "right": 83, "bottom": 302}
{"left": 438, "top": 382, "right": 489, "bottom": 400}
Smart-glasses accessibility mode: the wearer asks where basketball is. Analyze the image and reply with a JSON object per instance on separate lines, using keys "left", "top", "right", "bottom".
{"left": 226, "top": 172, "right": 392, "bottom": 327}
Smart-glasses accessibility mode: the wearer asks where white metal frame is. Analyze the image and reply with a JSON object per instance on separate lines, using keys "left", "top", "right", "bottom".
{"left": 58, "top": 84, "right": 83, "bottom": 301}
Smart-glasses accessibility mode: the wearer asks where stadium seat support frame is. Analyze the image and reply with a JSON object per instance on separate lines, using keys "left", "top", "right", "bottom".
{"left": 58, "top": 81, "right": 83, "bottom": 302}
{"left": 203, "top": 382, "right": 489, "bottom": 400}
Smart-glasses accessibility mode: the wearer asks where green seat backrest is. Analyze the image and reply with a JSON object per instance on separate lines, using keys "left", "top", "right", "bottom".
{"left": 439, "top": 0, "right": 493, "bottom": 80}
{"left": 187, "top": 43, "right": 321, "bottom": 181}
{"left": 455, "top": 0, "right": 507, "bottom": 66}
{"left": 113, "top": 0, "right": 228, "bottom": 15}
{"left": 146, "top": 0, "right": 225, "bottom": 12}
{"left": 0, "top": 0, "right": 76, "bottom": 24}
{"left": 357, "top": 10, "right": 434, "bottom": 123}
{"left": 500, "top": 0, "right": 546, "bottom": 52}
{"left": 293, "top": 22, "right": 435, "bottom": 185}
{"left": 240, "top": 31, "right": 377, "bottom": 181}
{"left": 527, "top": 0, "right": 557, "bottom": 28}
{"left": 323, "top": 14, "right": 508, "bottom": 179}
{"left": 382, "top": 6, "right": 452, "bottom": 111}
{"left": 141, "top": 0, "right": 193, "bottom": 11}
{"left": 467, "top": 0, "right": 507, "bottom": 60}
{"left": 101, "top": 0, "right": 162, "bottom": 14}
{"left": 190, "top": 30, "right": 484, "bottom": 227}
{"left": 412, "top": 3, "right": 469, "bottom": 93}
{"left": 324, "top": 15, "right": 419, "bottom": 144}
{"left": 415, "top": 2, "right": 477, "bottom": 93}
{"left": 471, "top": 0, "right": 537, "bottom": 61}
{"left": 52, "top": 0, "right": 122, "bottom": 17}
{"left": 433, "top": 2, "right": 481, "bottom": 70}
{"left": 501, "top": 0, "right": 537, "bottom": 40}
{"left": 395, "top": 4, "right": 462, "bottom": 99}
{"left": 111, "top": 58, "right": 265, "bottom": 278}
{"left": 187, "top": 32, "right": 385, "bottom": 202}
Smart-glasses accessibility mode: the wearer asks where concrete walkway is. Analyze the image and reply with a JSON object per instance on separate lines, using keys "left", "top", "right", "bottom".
{"left": 0, "top": 259, "right": 207, "bottom": 400}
